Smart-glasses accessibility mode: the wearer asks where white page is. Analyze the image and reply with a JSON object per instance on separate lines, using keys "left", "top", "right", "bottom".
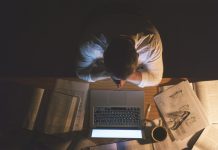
{"left": 192, "top": 125, "right": 218, "bottom": 150}
{"left": 153, "top": 118, "right": 193, "bottom": 150}
{"left": 23, "top": 88, "right": 45, "bottom": 130}
{"left": 153, "top": 134, "right": 180, "bottom": 150}
{"left": 158, "top": 83, "right": 193, "bottom": 93}
{"left": 54, "top": 79, "right": 89, "bottom": 131}
{"left": 154, "top": 81, "right": 209, "bottom": 140}
{"left": 194, "top": 80, "right": 218, "bottom": 124}
{"left": 43, "top": 93, "right": 79, "bottom": 134}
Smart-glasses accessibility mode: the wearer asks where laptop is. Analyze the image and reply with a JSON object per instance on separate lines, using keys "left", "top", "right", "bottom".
{"left": 89, "top": 90, "right": 145, "bottom": 139}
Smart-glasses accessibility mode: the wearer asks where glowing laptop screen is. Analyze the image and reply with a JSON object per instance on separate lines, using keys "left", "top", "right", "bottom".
{"left": 91, "top": 129, "right": 143, "bottom": 138}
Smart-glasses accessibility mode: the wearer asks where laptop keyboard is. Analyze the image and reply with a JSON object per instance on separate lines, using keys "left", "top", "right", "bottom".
{"left": 93, "top": 107, "right": 141, "bottom": 127}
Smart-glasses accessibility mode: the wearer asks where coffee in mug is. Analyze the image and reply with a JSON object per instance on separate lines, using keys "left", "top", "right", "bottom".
{"left": 151, "top": 126, "right": 167, "bottom": 142}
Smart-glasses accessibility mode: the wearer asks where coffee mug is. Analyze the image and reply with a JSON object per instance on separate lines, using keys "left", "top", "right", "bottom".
{"left": 151, "top": 126, "right": 167, "bottom": 142}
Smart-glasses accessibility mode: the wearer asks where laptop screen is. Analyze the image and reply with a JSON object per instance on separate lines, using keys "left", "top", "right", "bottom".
{"left": 91, "top": 129, "right": 143, "bottom": 138}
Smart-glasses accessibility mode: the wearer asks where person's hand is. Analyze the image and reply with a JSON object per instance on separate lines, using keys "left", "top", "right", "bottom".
{"left": 117, "top": 80, "right": 126, "bottom": 88}
{"left": 127, "top": 71, "right": 142, "bottom": 85}
{"left": 111, "top": 77, "right": 126, "bottom": 88}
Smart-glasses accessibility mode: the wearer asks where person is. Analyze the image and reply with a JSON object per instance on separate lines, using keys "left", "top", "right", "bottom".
{"left": 76, "top": 14, "right": 163, "bottom": 88}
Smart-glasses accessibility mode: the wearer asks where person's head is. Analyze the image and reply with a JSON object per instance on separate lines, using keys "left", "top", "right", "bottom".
{"left": 104, "top": 36, "right": 138, "bottom": 80}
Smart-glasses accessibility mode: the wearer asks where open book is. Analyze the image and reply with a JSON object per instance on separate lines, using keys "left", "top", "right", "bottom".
{"left": 23, "top": 79, "right": 89, "bottom": 134}
{"left": 154, "top": 80, "right": 209, "bottom": 141}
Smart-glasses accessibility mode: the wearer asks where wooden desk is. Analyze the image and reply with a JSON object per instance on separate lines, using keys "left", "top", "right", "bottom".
{"left": 1, "top": 77, "right": 185, "bottom": 120}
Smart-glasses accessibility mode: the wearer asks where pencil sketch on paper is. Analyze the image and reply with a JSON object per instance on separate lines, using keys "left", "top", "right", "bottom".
{"left": 166, "top": 105, "right": 190, "bottom": 130}
{"left": 154, "top": 80, "right": 209, "bottom": 140}
{"left": 166, "top": 90, "right": 191, "bottom": 130}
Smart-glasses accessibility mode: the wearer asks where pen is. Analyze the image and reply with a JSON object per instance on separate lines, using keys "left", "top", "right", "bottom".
{"left": 111, "top": 77, "right": 121, "bottom": 88}
{"left": 146, "top": 104, "right": 151, "bottom": 120}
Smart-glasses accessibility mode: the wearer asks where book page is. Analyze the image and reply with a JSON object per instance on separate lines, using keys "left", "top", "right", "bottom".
{"left": 54, "top": 79, "right": 89, "bottom": 131}
{"left": 158, "top": 83, "right": 193, "bottom": 93}
{"left": 154, "top": 81, "right": 209, "bottom": 140}
{"left": 153, "top": 118, "right": 194, "bottom": 150}
{"left": 193, "top": 80, "right": 218, "bottom": 124}
{"left": 153, "top": 133, "right": 180, "bottom": 150}
{"left": 23, "top": 88, "right": 45, "bottom": 130}
{"left": 192, "top": 125, "right": 218, "bottom": 150}
{"left": 43, "top": 92, "right": 79, "bottom": 134}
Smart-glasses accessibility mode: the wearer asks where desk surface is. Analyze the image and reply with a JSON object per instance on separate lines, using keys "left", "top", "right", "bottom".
{"left": 1, "top": 77, "right": 185, "bottom": 120}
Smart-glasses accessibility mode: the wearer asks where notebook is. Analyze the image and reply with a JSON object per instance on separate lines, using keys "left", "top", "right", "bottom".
{"left": 89, "top": 90, "right": 145, "bottom": 139}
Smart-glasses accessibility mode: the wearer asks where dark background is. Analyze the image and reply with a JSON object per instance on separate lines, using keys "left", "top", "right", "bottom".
{"left": 1, "top": 0, "right": 218, "bottom": 79}
{"left": 1, "top": 1, "right": 218, "bottom": 148}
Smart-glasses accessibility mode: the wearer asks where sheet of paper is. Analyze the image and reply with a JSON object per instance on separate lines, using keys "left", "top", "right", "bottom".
{"left": 158, "top": 83, "right": 193, "bottom": 93}
{"left": 23, "top": 88, "right": 45, "bottom": 130}
{"left": 54, "top": 79, "right": 89, "bottom": 131}
{"left": 43, "top": 92, "right": 79, "bottom": 134}
{"left": 192, "top": 125, "right": 218, "bottom": 150}
{"left": 154, "top": 81, "right": 209, "bottom": 140}
{"left": 194, "top": 80, "right": 218, "bottom": 124}
{"left": 153, "top": 118, "right": 192, "bottom": 150}
{"left": 153, "top": 133, "right": 180, "bottom": 150}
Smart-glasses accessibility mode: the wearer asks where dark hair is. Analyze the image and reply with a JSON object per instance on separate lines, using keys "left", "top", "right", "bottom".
{"left": 104, "top": 36, "right": 138, "bottom": 80}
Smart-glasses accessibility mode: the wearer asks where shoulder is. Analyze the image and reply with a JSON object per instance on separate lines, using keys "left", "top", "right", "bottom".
{"left": 135, "top": 31, "right": 162, "bottom": 52}
{"left": 79, "top": 34, "right": 108, "bottom": 58}
{"left": 136, "top": 31, "right": 162, "bottom": 64}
